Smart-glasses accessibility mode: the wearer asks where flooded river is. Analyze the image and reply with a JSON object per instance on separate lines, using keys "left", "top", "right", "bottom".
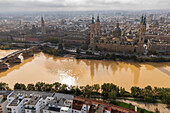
{"left": 0, "top": 50, "right": 170, "bottom": 91}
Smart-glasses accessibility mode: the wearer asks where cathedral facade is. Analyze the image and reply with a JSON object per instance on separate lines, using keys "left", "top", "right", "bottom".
{"left": 90, "top": 16, "right": 146, "bottom": 54}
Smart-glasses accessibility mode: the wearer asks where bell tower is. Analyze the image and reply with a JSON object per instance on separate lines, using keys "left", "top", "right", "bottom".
{"left": 138, "top": 16, "right": 146, "bottom": 54}
{"left": 41, "top": 17, "right": 46, "bottom": 35}
{"left": 96, "top": 15, "right": 100, "bottom": 36}
{"left": 90, "top": 17, "right": 95, "bottom": 49}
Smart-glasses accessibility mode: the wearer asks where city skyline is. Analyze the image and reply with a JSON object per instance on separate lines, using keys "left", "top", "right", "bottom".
{"left": 0, "top": 0, "right": 170, "bottom": 12}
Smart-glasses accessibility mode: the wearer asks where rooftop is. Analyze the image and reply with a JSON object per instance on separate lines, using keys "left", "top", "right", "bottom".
{"left": 9, "top": 90, "right": 53, "bottom": 99}
{"left": 25, "top": 96, "right": 41, "bottom": 106}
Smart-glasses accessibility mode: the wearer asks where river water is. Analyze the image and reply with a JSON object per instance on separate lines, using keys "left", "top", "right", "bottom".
{"left": 0, "top": 50, "right": 170, "bottom": 91}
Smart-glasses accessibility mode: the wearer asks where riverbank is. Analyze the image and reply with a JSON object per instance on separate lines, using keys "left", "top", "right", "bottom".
{"left": 76, "top": 54, "right": 170, "bottom": 62}
{"left": 40, "top": 46, "right": 170, "bottom": 62}
{"left": 0, "top": 43, "right": 30, "bottom": 50}
{"left": 2, "top": 81, "right": 169, "bottom": 112}
{"left": 1, "top": 43, "right": 170, "bottom": 62}
{"left": 1, "top": 81, "right": 170, "bottom": 105}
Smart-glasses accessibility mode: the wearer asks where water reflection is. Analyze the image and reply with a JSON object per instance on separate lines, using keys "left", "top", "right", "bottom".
{"left": 45, "top": 53, "right": 170, "bottom": 89}
{"left": 0, "top": 51, "right": 170, "bottom": 91}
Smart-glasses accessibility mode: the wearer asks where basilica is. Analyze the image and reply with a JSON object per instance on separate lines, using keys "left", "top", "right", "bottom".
{"left": 90, "top": 16, "right": 146, "bottom": 54}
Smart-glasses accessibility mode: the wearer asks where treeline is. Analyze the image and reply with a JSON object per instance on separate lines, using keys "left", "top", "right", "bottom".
{"left": 77, "top": 52, "right": 170, "bottom": 62}
{"left": 0, "top": 39, "right": 29, "bottom": 43}
{"left": 0, "top": 44, "right": 29, "bottom": 50}
{"left": 131, "top": 86, "right": 170, "bottom": 104}
{"left": 44, "top": 37, "right": 59, "bottom": 44}
{"left": 40, "top": 44, "right": 67, "bottom": 56}
{"left": 0, "top": 82, "right": 169, "bottom": 105}
{"left": 40, "top": 44, "right": 170, "bottom": 62}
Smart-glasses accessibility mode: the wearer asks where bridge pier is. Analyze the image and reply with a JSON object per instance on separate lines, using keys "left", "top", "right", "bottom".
{"left": 0, "top": 46, "right": 40, "bottom": 70}
{"left": 22, "top": 52, "right": 34, "bottom": 58}
{"left": 8, "top": 57, "right": 21, "bottom": 64}
{"left": 0, "top": 62, "right": 8, "bottom": 70}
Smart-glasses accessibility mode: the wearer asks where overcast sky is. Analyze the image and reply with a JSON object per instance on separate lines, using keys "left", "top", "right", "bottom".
{"left": 0, "top": 0, "right": 170, "bottom": 12}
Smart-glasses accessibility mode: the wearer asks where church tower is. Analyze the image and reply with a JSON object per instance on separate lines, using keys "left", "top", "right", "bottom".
{"left": 114, "top": 22, "right": 121, "bottom": 38}
{"left": 96, "top": 15, "right": 100, "bottom": 36}
{"left": 138, "top": 16, "right": 146, "bottom": 54}
{"left": 41, "top": 17, "right": 46, "bottom": 35}
{"left": 90, "top": 17, "right": 95, "bottom": 49}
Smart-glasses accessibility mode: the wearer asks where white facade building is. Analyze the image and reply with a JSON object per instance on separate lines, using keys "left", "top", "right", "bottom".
{"left": 6, "top": 91, "right": 74, "bottom": 113}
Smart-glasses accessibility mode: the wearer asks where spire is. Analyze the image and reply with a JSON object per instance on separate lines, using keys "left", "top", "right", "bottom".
{"left": 116, "top": 22, "right": 119, "bottom": 28}
{"left": 140, "top": 16, "right": 143, "bottom": 24}
{"left": 97, "top": 15, "right": 100, "bottom": 22}
{"left": 91, "top": 17, "right": 95, "bottom": 24}
{"left": 41, "top": 16, "right": 46, "bottom": 34}
{"left": 41, "top": 16, "right": 44, "bottom": 22}
{"left": 143, "top": 16, "right": 146, "bottom": 25}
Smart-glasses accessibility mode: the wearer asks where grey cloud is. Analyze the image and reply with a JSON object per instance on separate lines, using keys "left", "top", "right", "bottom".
{"left": 0, "top": 0, "right": 169, "bottom": 12}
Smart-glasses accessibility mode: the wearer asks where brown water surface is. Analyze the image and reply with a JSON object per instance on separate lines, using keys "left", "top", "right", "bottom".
{"left": 0, "top": 50, "right": 170, "bottom": 91}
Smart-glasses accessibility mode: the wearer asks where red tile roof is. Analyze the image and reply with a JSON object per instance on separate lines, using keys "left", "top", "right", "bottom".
{"left": 74, "top": 96, "right": 138, "bottom": 113}
{"left": 25, "top": 38, "right": 41, "bottom": 42}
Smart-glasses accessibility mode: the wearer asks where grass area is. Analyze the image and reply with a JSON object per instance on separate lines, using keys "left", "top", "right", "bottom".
{"left": 122, "top": 98, "right": 162, "bottom": 104}
{"left": 110, "top": 101, "right": 153, "bottom": 113}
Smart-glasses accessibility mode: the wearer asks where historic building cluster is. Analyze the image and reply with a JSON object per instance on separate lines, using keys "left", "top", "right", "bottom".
{"left": 90, "top": 16, "right": 147, "bottom": 54}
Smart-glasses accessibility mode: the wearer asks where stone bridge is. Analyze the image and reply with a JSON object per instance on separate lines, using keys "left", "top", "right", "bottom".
{"left": 0, "top": 46, "right": 40, "bottom": 70}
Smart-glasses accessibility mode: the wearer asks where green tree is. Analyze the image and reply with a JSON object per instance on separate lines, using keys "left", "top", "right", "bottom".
{"left": 53, "top": 82, "right": 62, "bottom": 92}
{"left": 52, "top": 48, "right": 57, "bottom": 55}
{"left": 4, "top": 45, "right": 10, "bottom": 49}
{"left": 0, "top": 45, "right": 4, "bottom": 49}
{"left": 147, "top": 49, "right": 158, "bottom": 55}
{"left": 76, "top": 48, "right": 80, "bottom": 54}
{"left": 58, "top": 43, "right": 63, "bottom": 50}
{"left": 44, "top": 84, "right": 53, "bottom": 92}
{"left": 119, "top": 87, "right": 126, "bottom": 96}
{"left": 111, "top": 54, "right": 116, "bottom": 60}
{"left": 162, "top": 93, "right": 170, "bottom": 104}
{"left": 101, "top": 83, "right": 119, "bottom": 99}
{"left": 44, "top": 37, "right": 59, "bottom": 44}
{"left": 86, "top": 51, "right": 93, "bottom": 55}
{"left": 84, "top": 85, "right": 93, "bottom": 98}
{"left": 140, "top": 109, "right": 145, "bottom": 113}
{"left": 128, "top": 103, "right": 134, "bottom": 110}
{"left": 0, "top": 82, "right": 9, "bottom": 90}
{"left": 131, "top": 87, "right": 141, "bottom": 97}
{"left": 58, "top": 84, "right": 68, "bottom": 93}
{"left": 143, "top": 86, "right": 156, "bottom": 103}
{"left": 81, "top": 44, "right": 88, "bottom": 50}
{"left": 74, "top": 87, "right": 81, "bottom": 96}
{"left": 64, "top": 42, "right": 71, "bottom": 48}
{"left": 101, "top": 83, "right": 118, "bottom": 92}
{"left": 92, "top": 84, "right": 100, "bottom": 92}
{"left": 35, "top": 82, "right": 45, "bottom": 91}
{"left": 24, "top": 44, "right": 29, "bottom": 48}
{"left": 14, "top": 83, "right": 26, "bottom": 90}
{"left": 106, "top": 53, "right": 110, "bottom": 58}
{"left": 109, "top": 90, "right": 117, "bottom": 100}
{"left": 27, "top": 84, "right": 35, "bottom": 91}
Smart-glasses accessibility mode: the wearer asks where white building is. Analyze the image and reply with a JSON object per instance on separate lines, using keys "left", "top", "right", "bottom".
{"left": 6, "top": 91, "right": 74, "bottom": 113}
{"left": 6, "top": 91, "right": 53, "bottom": 113}
{"left": 42, "top": 93, "right": 73, "bottom": 113}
